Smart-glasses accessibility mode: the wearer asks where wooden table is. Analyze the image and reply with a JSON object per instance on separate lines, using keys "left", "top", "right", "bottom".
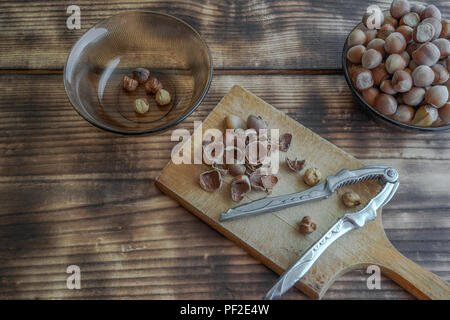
{"left": 0, "top": 0, "right": 449, "bottom": 300}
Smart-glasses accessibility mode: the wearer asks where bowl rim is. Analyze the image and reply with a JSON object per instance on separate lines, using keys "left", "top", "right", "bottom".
{"left": 342, "top": 24, "right": 450, "bottom": 132}
{"left": 63, "top": 10, "right": 213, "bottom": 135}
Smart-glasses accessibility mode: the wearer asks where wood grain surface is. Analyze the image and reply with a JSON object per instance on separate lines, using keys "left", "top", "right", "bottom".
{"left": 0, "top": 0, "right": 449, "bottom": 300}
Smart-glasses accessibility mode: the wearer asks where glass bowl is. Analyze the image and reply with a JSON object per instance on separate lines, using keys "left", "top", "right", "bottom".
{"left": 64, "top": 11, "right": 213, "bottom": 135}
{"left": 342, "top": 24, "right": 450, "bottom": 132}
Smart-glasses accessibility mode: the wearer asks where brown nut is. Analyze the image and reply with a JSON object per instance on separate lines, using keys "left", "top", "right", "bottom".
{"left": 199, "top": 170, "right": 222, "bottom": 192}
{"left": 420, "top": 5, "right": 442, "bottom": 21}
{"left": 400, "top": 51, "right": 411, "bottom": 65}
{"left": 400, "top": 12, "right": 420, "bottom": 28}
{"left": 384, "top": 32, "right": 407, "bottom": 54}
{"left": 362, "top": 49, "right": 383, "bottom": 69}
{"left": 299, "top": 216, "right": 317, "bottom": 235}
{"left": 390, "top": 0, "right": 410, "bottom": 19}
{"left": 413, "top": 22, "right": 436, "bottom": 43}
{"left": 347, "top": 45, "right": 366, "bottom": 64}
{"left": 402, "top": 87, "right": 426, "bottom": 106}
{"left": 392, "top": 70, "right": 413, "bottom": 92}
{"left": 303, "top": 168, "right": 321, "bottom": 186}
{"left": 412, "top": 65, "right": 435, "bottom": 87}
{"left": 412, "top": 42, "right": 441, "bottom": 66}
{"left": 378, "top": 24, "right": 396, "bottom": 40}
{"left": 224, "top": 115, "right": 243, "bottom": 129}
{"left": 134, "top": 97, "right": 150, "bottom": 114}
{"left": 408, "top": 59, "right": 418, "bottom": 71}
{"left": 407, "top": 42, "right": 421, "bottom": 56}
{"left": 413, "top": 105, "right": 439, "bottom": 126}
{"left": 410, "top": 3, "right": 426, "bottom": 15}
{"left": 374, "top": 93, "right": 398, "bottom": 115}
{"left": 432, "top": 39, "right": 450, "bottom": 59}
{"left": 247, "top": 114, "right": 267, "bottom": 131}
{"left": 372, "top": 63, "right": 389, "bottom": 85}
{"left": 351, "top": 66, "right": 374, "bottom": 91}
{"left": 380, "top": 79, "right": 398, "bottom": 95}
{"left": 132, "top": 68, "right": 150, "bottom": 84}
{"left": 438, "top": 103, "right": 450, "bottom": 123}
{"left": 155, "top": 89, "right": 171, "bottom": 106}
{"left": 364, "top": 29, "right": 378, "bottom": 45}
{"left": 432, "top": 64, "right": 450, "bottom": 85}
{"left": 396, "top": 25, "right": 413, "bottom": 44}
{"left": 144, "top": 77, "right": 163, "bottom": 94}
{"left": 362, "top": 10, "right": 384, "bottom": 30}
{"left": 122, "top": 75, "right": 138, "bottom": 92}
{"left": 441, "top": 20, "right": 450, "bottom": 39}
{"left": 342, "top": 191, "right": 361, "bottom": 207}
{"left": 348, "top": 29, "right": 367, "bottom": 47}
{"left": 386, "top": 53, "right": 407, "bottom": 74}
{"left": 424, "top": 85, "right": 449, "bottom": 108}
{"left": 392, "top": 104, "right": 416, "bottom": 123}
{"left": 367, "top": 38, "right": 386, "bottom": 56}
{"left": 362, "top": 87, "right": 380, "bottom": 106}
{"left": 422, "top": 17, "right": 442, "bottom": 40}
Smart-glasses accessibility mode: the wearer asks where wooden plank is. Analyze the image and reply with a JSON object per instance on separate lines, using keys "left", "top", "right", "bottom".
{"left": 1, "top": 0, "right": 449, "bottom": 70}
{"left": 0, "top": 73, "right": 448, "bottom": 299}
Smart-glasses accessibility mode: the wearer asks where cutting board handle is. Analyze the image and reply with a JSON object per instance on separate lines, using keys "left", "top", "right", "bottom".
{"left": 376, "top": 242, "right": 450, "bottom": 300}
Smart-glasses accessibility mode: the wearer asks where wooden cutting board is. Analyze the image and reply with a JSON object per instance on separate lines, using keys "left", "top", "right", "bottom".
{"left": 156, "top": 85, "right": 450, "bottom": 299}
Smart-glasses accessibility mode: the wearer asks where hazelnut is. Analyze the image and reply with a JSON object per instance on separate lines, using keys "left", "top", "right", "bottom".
{"left": 384, "top": 32, "right": 407, "bottom": 54}
{"left": 408, "top": 59, "right": 418, "bottom": 71}
{"left": 299, "top": 216, "right": 317, "bottom": 235}
{"left": 384, "top": 11, "right": 399, "bottom": 28}
{"left": 406, "top": 42, "right": 421, "bottom": 56}
{"left": 412, "top": 42, "right": 440, "bottom": 66}
{"left": 145, "top": 77, "right": 163, "bottom": 94}
{"left": 424, "top": 85, "right": 449, "bottom": 108}
{"left": 303, "top": 168, "right": 321, "bottom": 186}
{"left": 412, "top": 65, "right": 435, "bottom": 87}
{"left": 347, "top": 45, "right": 366, "bottom": 64}
{"left": 362, "top": 87, "right": 380, "bottom": 106}
{"left": 438, "top": 103, "right": 450, "bottom": 123}
{"left": 364, "top": 30, "right": 378, "bottom": 45}
{"left": 367, "top": 38, "right": 386, "bottom": 56}
{"left": 390, "top": 0, "right": 410, "bottom": 19}
{"left": 386, "top": 53, "right": 407, "bottom": 74}
{"left": 413, "top": 105, "right": 439, "bottom": 126}
{"left": 432, "top": 64, "right": 450, "bottom": 85}
{"left": 362, "top": 49, "right": 383, "bottom": 69}
{"left": 392, "top": 104, "right": 416, "bottom": 123}
{"left": 224, "top": 115, "right": 243, "bottom": 129}
{"left": 134, "top": 98, "right": 150, "bottom": 114}
{"left": 400, "top": 12, "right": 420, "bottom": 28}
{"left": 432, "top": 39, "right": 450, "bottom": 59}
{"left": 378, "top": 24, "right": 396, "bottom": 40}
{"left": 402, "top": 87, "right": 426, "bottom": 106}
{"left": 374, "top": 93, "right": 398, "bottom": 115}
{"left": 410, "top": 3, "right": 426, "bottom": 15}
{"left": 132, "top": 68, "right": 150, "bottom": 84}
{"left": 155, "top": 89, "right": 171, "bottom": 106}
{"left": 380, "top": 79, "right": 398, "bottom": 95}
{"left": 422, "top": 17, "right": 443, "bottom": 40}
{"left": 247, "top": 114, "right": 267, "bottom": 131}
{"left": 441, "top": 20, "right": 450, "bottom": 39}
{"left": 413, "top": 22, "right": 436, "bottom": 43}
{"left": 342, "top": 191, "right": 361, "bottom": 207}
{"left": 122, "top": 75, "right": 138, "bottom": 92}
{"left": 351, "top": 66, "right": 374, "bottom": 91}
{"left": 348, "top": 29, "right": 367, "bottom": 47}
{"left": 362, "top": 10, "right": 384, "bottom": 30}
{"left": 400, "top": 51, "right": 410, "bottom": 65}
{"left": 372, "top": 63, "right": 389, "bottom": 85}
{"left": 392, "top": 70, "right": 413, "bottom": 92}
{"left": 420, "top": 5, "right": 442, "bottom": 21}
{"left": 396, "top": 25, "right": 413, "bottom": 44}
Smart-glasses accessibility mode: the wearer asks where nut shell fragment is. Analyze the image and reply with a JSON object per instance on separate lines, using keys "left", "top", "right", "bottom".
{"left": 231, "top": 175, "right": 251, "bottom": 202}
{"left": 199, "top": 170, "right": 222, "bottom": 192}
{"left": 261, "top": 175, "right": 278, "bottom": 192}
{"left": 286, "top": 158, "right": 306, "bottom": 172}
{"left": 279, "top": 133, "right": 292, "bottom": 152}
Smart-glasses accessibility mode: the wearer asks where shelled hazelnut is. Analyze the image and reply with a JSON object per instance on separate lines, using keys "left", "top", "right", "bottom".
{"left": 155, "top": 89, "right": 171, "bottom": 106}
{"left": 145, "top": 77, "right": 163, "bottom": 94}
{"left": 346, "top": 0, "right": 450, "bottom": 127}
{"left": 122, "top": 75, "right": 138, "bottom": 92}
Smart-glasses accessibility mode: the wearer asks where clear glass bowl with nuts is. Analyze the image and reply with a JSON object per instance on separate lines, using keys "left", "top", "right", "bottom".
{"left": 64, "top": 11, "right": 213, "bottom": 134}
{"left": 343, "top": 2, "right": 450, "bottom": 131}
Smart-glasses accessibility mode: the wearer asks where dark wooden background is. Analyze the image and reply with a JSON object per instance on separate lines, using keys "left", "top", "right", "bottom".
{"left": 0, "top": 0, "right": 449, "bottom": 299}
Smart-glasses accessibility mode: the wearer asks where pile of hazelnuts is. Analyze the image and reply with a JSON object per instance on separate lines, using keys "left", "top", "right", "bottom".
{"left": 346, "top": 0, "right": 450, "bottom": 127}
{"left": 122, "top": 68, "right": 171, "bottom": 115}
